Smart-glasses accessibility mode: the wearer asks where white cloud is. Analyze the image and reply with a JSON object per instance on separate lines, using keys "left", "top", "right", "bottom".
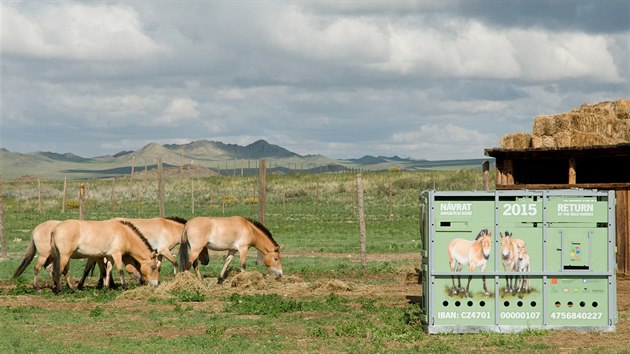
{"left": 1, "top": 3, "right": 166, "bottom": 60}
{"left": 155, "top": 98, "right": 200, "bottom": 126}
{"left": 272, "top": 7, "right": 389, "bottom": 62}
{"left": 271, "top": 8, "right": 621, "bottom": 82}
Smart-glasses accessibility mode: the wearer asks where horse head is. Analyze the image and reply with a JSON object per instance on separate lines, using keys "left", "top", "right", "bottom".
{"left": 137, "top": 251, "right": 159, "bottom": 288}
{"left": 263, "top": 244, "right": 283, "bottom": 279}
{"left": 479, "top": 231, "right": 492, "bottom": 260}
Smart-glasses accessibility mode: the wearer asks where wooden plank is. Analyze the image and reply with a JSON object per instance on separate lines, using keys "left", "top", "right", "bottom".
{"left": 617, "top": 190, "right": 629, "bottom": 275}
{"left": 568, "top": 157, "right": 576, "bottom": 184}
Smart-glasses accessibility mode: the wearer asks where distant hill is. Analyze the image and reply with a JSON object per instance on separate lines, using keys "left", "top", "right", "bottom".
{"left": 0, "top": 139, "right": 493, "bottom": 180}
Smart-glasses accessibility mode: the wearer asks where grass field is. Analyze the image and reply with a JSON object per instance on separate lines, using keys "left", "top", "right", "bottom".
{"left": 1, "top": 170, "right": 628, "bottom": 353}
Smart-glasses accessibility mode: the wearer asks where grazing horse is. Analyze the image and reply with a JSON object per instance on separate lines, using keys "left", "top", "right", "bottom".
{"left": 514, "top": 240, "right": 530, "bottom": 293}
{"left": 447, "top": 229, "right": 492, "bottom": 296}
{"left": 178, "top": 216, "right": 283, "bottom": 283}
{"left": 51, "top": 219, "right": 160, "bottom": 293}
{"left": 12, "top": 220, "right": 61, "bottom": 291}
{"left": 78, "top": 216, "right": 210, "bottom": 288}
{"left": 500, "top": 231, "right": 519, "bottom": 293}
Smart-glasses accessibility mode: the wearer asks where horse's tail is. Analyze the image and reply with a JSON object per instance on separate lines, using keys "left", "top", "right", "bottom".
{"left": 178, "top": 226, "right": 190, "bottom": 272}
{"left": 51, "top": 233, "right": 62, "bottom": 292}
{"left": 12, "top": 239, "right": 36, "bottom": 279}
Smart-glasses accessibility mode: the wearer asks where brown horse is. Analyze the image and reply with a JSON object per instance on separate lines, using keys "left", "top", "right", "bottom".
{"left": 12, "top": 220, "right": 61, "bottom": 290}
{"left": 178, "top": 216, "right": 282, "bottom": 283}
{"left": 78, "top": 216, "right": 210, "bottom": 287}
{"left": 51, "top": 219, "right": 159, "bottom": 293}
{"left": 447, "top": 229, "right": 492, "bottom": 296}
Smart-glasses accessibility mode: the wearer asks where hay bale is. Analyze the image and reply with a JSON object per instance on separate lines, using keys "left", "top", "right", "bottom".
{"left": 500, "top": 133, "right": 531, "bottom": 149}
{"left": 532, "top": 115, "right": 557, "bottom": 136}
{"left": 615, "top": 99, "right": 630, "bottom": 120}
{"left": 531, "top": 135, "right": 556, "bottom": 148}
{"left": 614, "top": 120, "right": 630, "bottom": 141}
{"left": 554, "top": 131, "right": 572, "bottom": 148}
{"left": 569, "top": 132, "right": 617, "bottom": 146}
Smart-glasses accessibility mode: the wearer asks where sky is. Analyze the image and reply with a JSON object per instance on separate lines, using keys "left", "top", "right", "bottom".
{"left": 1, "top": 1, "right": 628, "bottom": 160}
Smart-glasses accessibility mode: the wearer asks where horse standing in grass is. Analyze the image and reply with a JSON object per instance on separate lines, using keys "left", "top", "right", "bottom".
{"left": 178, "top": 216, "right": 283, "bottom": 283}
{"left": 12, "top": 220, "right": 61, "bottom": 291}
{"left": 51, "top": 219, "right": 159, "bottom": 293}
{"left": 447, "top": 229, "right": 492, "bottom": 296}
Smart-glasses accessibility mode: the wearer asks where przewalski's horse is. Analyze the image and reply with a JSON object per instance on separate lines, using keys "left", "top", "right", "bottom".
{"left": 78, "top": 216, "right": 210, "bottom": 287}
{"left": 178, "top": 216, "right": 283, "bottom": 283}
{"left": 51, "top": 219, "right": 160, "bottom": 293}
{"left": 500, "top": 231, "right": 519, "bottom": 293}
{"left": 514, "top": 239, "right": 531, "bottom": 293}
{"left": 12, "top": 220, "right": 61, "bottom": 291}
{"left": 447, "top": 229, "right": 492, "bottom": 296}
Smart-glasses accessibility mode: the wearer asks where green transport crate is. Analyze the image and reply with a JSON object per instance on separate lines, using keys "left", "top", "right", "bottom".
{"left": 419, "top": 189, "right": 617, "bottom": 333}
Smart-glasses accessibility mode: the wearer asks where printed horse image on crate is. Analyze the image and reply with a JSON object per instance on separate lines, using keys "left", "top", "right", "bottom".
{"left": 447, "top": 229, "right": 492, "bottom": 297}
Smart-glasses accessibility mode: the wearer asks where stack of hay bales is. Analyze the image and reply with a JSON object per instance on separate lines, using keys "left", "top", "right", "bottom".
{"left": 500, "top": 99, "right": 630, "bottom": 149}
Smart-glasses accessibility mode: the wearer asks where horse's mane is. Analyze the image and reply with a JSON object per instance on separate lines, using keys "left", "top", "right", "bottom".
{"left": 475, "top": 229, "right": 489, "bottom": 240}
{"left": 118, "top": 220, "right": 155, "bottom": 252}
{"left": 164, "top": 216, "right": 187, "bottom": 225}
{"left": 245, "top": 217, "right": 278, "bottom": 247}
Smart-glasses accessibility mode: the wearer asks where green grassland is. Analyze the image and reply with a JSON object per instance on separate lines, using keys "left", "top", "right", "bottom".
{"left": 0, "top": 170, "right": 627, "bottom": 353}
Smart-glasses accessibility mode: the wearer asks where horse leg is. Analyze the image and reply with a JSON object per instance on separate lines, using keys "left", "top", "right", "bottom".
{"left": 99, "top": 258, "right": 116, "bottom": 289}
{"left": 184, "top": 247, "right": 204, "bottom": 278}
{"left": 78, "top": 258, "right": 96, "bottom": 290}
{"left": 156, "top": 254, "right": 164, "bottom": 273}
{"left": 456, "top": 264, "right": 465, "bottom": 293}
{"left": 158, "top": 249, "right": 178, "bottom": 275}
{"left": 108, "top": 255, "right": 126, "bottom": 290}
{"left": 63, "top": 263, "right": 76, "bottom": 292}
{"left": 449, "top": 259, "right": 458, "bottom": 295}
{"left": 238, "top": 248, "right": 248, "bottom": 272}
{"left": 482, "top": 275, "right": 489, "bottom": 295}
{"left": 33, "top": 256, "right": 49, "bottom": 291}
{"left": 218, "top": 250, "right": 237, "bottom": 284}
{"left": 465, "top": 275, "right": 473, "bottom": 297}
{"left": 192, "top": 259, "right": 202, "bottom": 279}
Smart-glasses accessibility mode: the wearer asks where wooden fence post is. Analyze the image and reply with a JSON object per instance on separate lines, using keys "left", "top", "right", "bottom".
{"left": 38, "top": 178, "right": 42, "bottom": 213}
{"left": 257, "top": 159, "right": 267, "bottom": 266}
{"left": 111, "top": 177, "right": 116, "bottom": 214}
{"left": 191, "top": 180, "right": 195, "bottom": 214}
{"left": 315, "top": 182, "right": 320, "bottom": 215}
{"left": 356, "top": 174, "right": 367, "bottom": 269}
{"left": 79, "top": 183, "right": 85, "bottom": 220}
{"left": 0, "top": 175, "right": 6, "bottom": 259}
{"left": 157, "top": 158, "right": 165, "bottom": 217}
{"left": 388, "top": 180, "right": 393, "bottom": 221}
{"left": 61, "top": 177, "right": 67, "bottom": 213}
{"left": 483, "top": 160, "right": 490, "bottom": 191}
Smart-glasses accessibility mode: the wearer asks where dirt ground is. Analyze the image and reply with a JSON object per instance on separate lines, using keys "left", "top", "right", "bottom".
{"left": 2, "top": 252, "right": 629, "bottom": 352}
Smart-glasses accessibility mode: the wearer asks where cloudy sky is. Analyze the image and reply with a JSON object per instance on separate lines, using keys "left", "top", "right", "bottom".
{"left": 1, "top": 1, "right": 628, "bottom": 160}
